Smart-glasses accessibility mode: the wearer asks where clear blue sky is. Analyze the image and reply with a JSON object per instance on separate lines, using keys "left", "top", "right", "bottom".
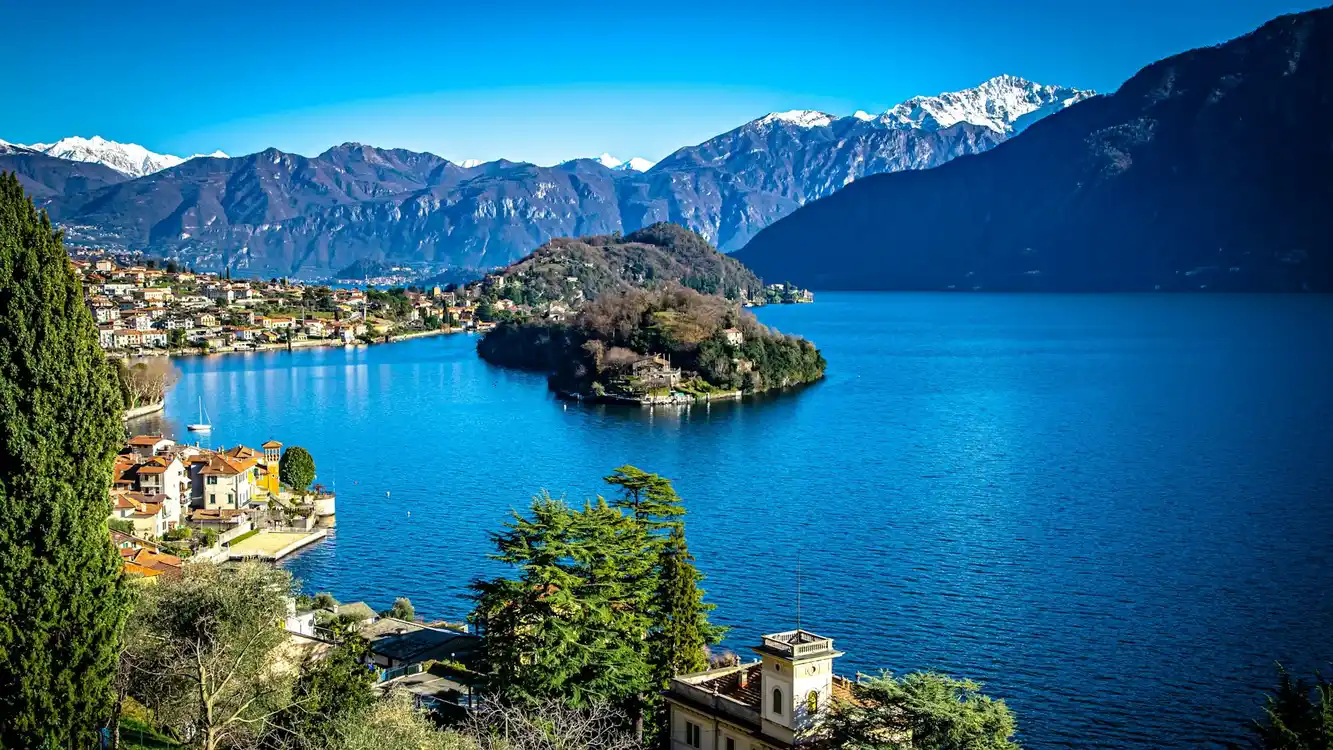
{"left": 6, "top": 0, "right": 1324, "bottom": 164}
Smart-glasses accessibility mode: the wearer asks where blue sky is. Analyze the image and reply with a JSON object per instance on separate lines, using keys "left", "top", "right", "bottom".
{"left": 6, "top": 0, "right": 1324, "bottom": 164}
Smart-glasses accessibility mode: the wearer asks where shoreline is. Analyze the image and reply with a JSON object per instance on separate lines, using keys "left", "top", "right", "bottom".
{"left": 123, "top": 401, "right": 165, "bottom": 420}
{"left": 112, "top": 327, "right": 470, "bottom": 360}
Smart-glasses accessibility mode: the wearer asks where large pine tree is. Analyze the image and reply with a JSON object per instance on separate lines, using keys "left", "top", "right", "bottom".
{"left": 470, "top": 494, "right": 655, "bottom": 712}
{"left": 603, "top": 465, "right": 685, "bottom": 537}
{"left": 0, "top": 172, "right": 128, "bottom": 747}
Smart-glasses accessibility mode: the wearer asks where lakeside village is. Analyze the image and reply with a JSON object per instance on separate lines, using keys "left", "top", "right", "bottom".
{"left": 108, "top": 430, "right": 877, "bottom": 750}
{"left": 72, "top": 248, "right": 812, "bottom": 358}
{"left": 75, "top": 251, "right": 490, "bottom": 357}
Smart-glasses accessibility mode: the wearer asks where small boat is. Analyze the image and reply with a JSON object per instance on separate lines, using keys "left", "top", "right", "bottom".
{"left": 187, "top": 397, "right": 212, "bottom": 432}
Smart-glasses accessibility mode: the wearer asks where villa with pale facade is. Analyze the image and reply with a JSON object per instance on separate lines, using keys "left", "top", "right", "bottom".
{"left": 665, "top": 630, "right": 854, "bottom": 750}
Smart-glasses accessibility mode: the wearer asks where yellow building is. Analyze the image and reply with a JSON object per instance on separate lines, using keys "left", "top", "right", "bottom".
{"left": 261, "top": 440, "right": 284, "bottom": 494}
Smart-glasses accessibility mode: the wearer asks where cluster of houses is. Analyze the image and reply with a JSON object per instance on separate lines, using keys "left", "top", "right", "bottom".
{"left": 763, "top": 282, "right": 815, "bottom": 305}
{"left": 73, "top": 253, "right": 491, "bottom": 355}
{"left": 108, "top": 434, "right": 332, "bottom": 563}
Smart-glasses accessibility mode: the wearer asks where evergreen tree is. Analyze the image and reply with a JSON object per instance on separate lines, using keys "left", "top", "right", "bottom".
{"left": 651, "top": 527, "right": 714, "bottom": 684}
{"left": 644, "top": 525, "right": 724, "bottom": 745}
{"left": 603, "top": 465, "right": 685, "bottom": 538}
{"left": 826, "top": 671, "right": 1020, "bottom": 750}
{"left": 1249, "top": 665, "right": 1333, "bottom": 750}
{"left": 470, "top": 494, "right": 654, "bottom": 716}
{"left": 0, "top": 172, "right": 129, "bottom": 748}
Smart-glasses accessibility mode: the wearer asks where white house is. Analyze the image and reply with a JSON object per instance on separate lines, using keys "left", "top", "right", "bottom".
{"left": 664, "top": 630, "right": 851, "bottom": 750}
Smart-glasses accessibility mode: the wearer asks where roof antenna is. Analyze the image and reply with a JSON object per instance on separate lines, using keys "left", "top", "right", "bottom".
{"left": 796, "top": 549, "right": 802, "bottom": 633}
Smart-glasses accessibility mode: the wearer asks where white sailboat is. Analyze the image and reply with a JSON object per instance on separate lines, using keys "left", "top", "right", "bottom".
{"left": 187, "top": 397, "right": 212, "bottom": 432}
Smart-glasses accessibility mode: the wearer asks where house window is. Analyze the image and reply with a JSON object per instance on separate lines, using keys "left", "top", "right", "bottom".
{"left": 807, "top": 690, "right": 819, "bottom": 714}
{"left": 725, "top": 738, "right": 735, "bottom": 750}
{"left": 684, "top": 721, "right": 701, "bottom": 749}
{"left": 772, "top": 688, "right": 783, "bottom": 715}
{"left": 207, "top": 476, "right": 217, "bottom": 485}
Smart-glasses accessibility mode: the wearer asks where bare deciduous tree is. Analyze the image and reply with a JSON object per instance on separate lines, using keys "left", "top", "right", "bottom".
{"left": 462, "top": 699, "right": 643, "bottom": 750}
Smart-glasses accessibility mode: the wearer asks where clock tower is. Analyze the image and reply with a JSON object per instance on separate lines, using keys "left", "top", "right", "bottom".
{"left": 753, "top": 630, "right": 844, "bottom": 745}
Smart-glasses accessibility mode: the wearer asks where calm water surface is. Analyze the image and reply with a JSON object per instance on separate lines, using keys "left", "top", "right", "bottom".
{"left": 146, "top": 293, "right": 1333, "bottom": 749}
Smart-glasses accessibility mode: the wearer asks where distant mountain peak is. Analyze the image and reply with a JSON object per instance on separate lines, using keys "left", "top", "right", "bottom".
{"left": 618, "top": 157, "right": 655, "bottom": 172}
{"left": 20, "top": 135, "right": 228, "bottom": 177}
{"left": 754, "top": 110, "right": 837, "bottom": 128}
{"left": 459, "top": 159, "right": 484, "bottom": 168}
{"left": 879, "top": 76, "right": 1095, "bottom": 134}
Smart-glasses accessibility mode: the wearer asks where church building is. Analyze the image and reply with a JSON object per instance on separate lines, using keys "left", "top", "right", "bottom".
{"left": 664, "top": 629, "right": 853, "bottom": 750}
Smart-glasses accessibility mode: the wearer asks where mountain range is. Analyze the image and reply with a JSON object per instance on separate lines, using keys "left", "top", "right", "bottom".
{"left": 0, "top": 76, "right": 1089, "bottom": 277}
{"left": 2, "top": 136, "right": 227, "bottom": 178}
{"left": 734, "top": 7, "right": 1333, "bottom": 292}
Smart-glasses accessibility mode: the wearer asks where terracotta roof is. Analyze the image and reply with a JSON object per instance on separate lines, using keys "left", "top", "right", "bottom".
{"left": 696, "top": 664, "right": 763, "bottom": 709}
{"left": 222, "top": 445, "right": 262, "bottom": 461}
{"left": 190, "top": 508, "right": 248, "bottom": 521}
{"left": 200, "top": 456, "right": 247, "bottom": 476}
{"left": 123, "top": 562, "right": 164, "bottom": 578}
{"left": 128, "top": 434, "right": 168, "bottom": 447}
{"left": 128, "top": 548, "right": 182, "bottom": 571}
{"left": 261, "top": 440, "right": 283, "bottom": 449}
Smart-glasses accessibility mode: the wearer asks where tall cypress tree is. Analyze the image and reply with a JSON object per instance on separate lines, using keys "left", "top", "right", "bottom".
{"left": 652, "top": 526, "right": 714, "bottom": 683}
{"left": 0, "top": 172, "right": 128, "bottom": 748}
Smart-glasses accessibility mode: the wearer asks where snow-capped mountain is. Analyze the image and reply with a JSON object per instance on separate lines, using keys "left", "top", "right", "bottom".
{"left": 753, "top": 110, "right": 837, "bottom": 128}
{"left": 584, "top": 153, "right": 653, "bottom": 172}
{"left": 459, "top": 159, "right": 484, "bottom": 168}
{"left": 17, "top": 136, "right": 228, "bottom": 178}
{"left": 877, "top": 74, "right": 1094, "bottom": 134}
{"left": 614, "top": 157, "right": 654, "bottom": 172}
{"left": 744, "top": 76, "right": 1093, "bottom": 137}
{"left": 36, "top": 74, "right": 1093, "bottom": 273}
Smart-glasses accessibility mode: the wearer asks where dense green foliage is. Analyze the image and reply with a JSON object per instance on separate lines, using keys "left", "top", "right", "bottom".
{"left": 0, "top": 171, "right": 129, "bottom": 748}
{"left": 387, "top": 597, "right": 415, "bottom": 621}
{"left": 473, "top": 223, "right": 763, "bottom": 308}
{"left": 650, "top": 527, "right": 712, "bottom": 686}
{"left": 825, "top": 671, "right": 1020, "bottom": 750}
{"left": 470, "top": 494, "right": 656, "bottom": 712}
{"left": 269, "top": 640, "right": 378, "bottom": 750}
{"left": 603, "top": 465, "right": 686, "bottom": 536}
{"left": 470, "top": 466, "right": 720, "bottom": 739}
{"left": 281, "top": 446, "right": 317, "bottom": 494}
{"left": 125, "top": 563, "right": 296, "bottom": 750}
{"left": 1248, "top": 665, "right": 1332, "bottom": 750}
{"left": 478, "top": 286, "right": 824, "bottom": 398}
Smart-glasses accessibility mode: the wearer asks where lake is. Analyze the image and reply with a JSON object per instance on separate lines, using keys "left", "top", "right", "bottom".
{"left": 144, "top": 293, "right": 1333, "bottom": 749}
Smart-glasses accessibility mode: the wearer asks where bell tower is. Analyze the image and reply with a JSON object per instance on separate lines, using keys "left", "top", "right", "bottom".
{"left": 262, "top": 440, "right": 282, "bottom": 466}
{"left": 753, "top": 630, "right": 844, "bottom": 744}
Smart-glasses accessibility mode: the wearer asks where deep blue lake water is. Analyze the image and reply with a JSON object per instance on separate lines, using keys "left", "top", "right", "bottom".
{"left": 146, "top": 293, "right": 1333, "bottom": 749}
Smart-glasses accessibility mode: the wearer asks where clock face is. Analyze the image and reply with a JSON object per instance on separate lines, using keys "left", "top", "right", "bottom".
{"left": 806, "top": 665, "right": 818, "bottom": 676}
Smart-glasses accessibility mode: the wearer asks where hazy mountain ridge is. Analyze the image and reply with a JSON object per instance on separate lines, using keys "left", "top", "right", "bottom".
{"left": 732, "top": 7, "right": 1333, "bottom": 292}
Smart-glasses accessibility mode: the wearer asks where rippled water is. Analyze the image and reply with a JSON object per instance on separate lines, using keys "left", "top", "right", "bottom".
{"left": 145, "top": 293, "right": 1333, "bottom": 749}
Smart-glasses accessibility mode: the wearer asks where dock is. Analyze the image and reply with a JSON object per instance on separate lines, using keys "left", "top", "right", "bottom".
{"left": 226, "top": 529, "right": 327, "bottom": 561}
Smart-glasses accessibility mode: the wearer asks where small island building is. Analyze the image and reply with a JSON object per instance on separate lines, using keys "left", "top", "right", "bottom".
{"left": 664, "top": 629, "right": 853, "bottom": 750}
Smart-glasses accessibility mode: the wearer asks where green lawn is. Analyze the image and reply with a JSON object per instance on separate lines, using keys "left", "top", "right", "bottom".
{"left": 120, "top": 716, "right": 180, "bottom": 749}
{"left": 228, "top": 529, "right": 260, "bottom": 546}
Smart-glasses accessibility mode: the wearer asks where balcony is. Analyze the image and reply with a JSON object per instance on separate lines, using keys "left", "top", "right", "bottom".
{"left": 759, "top": 630, "right": 838, "bottom": 660}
